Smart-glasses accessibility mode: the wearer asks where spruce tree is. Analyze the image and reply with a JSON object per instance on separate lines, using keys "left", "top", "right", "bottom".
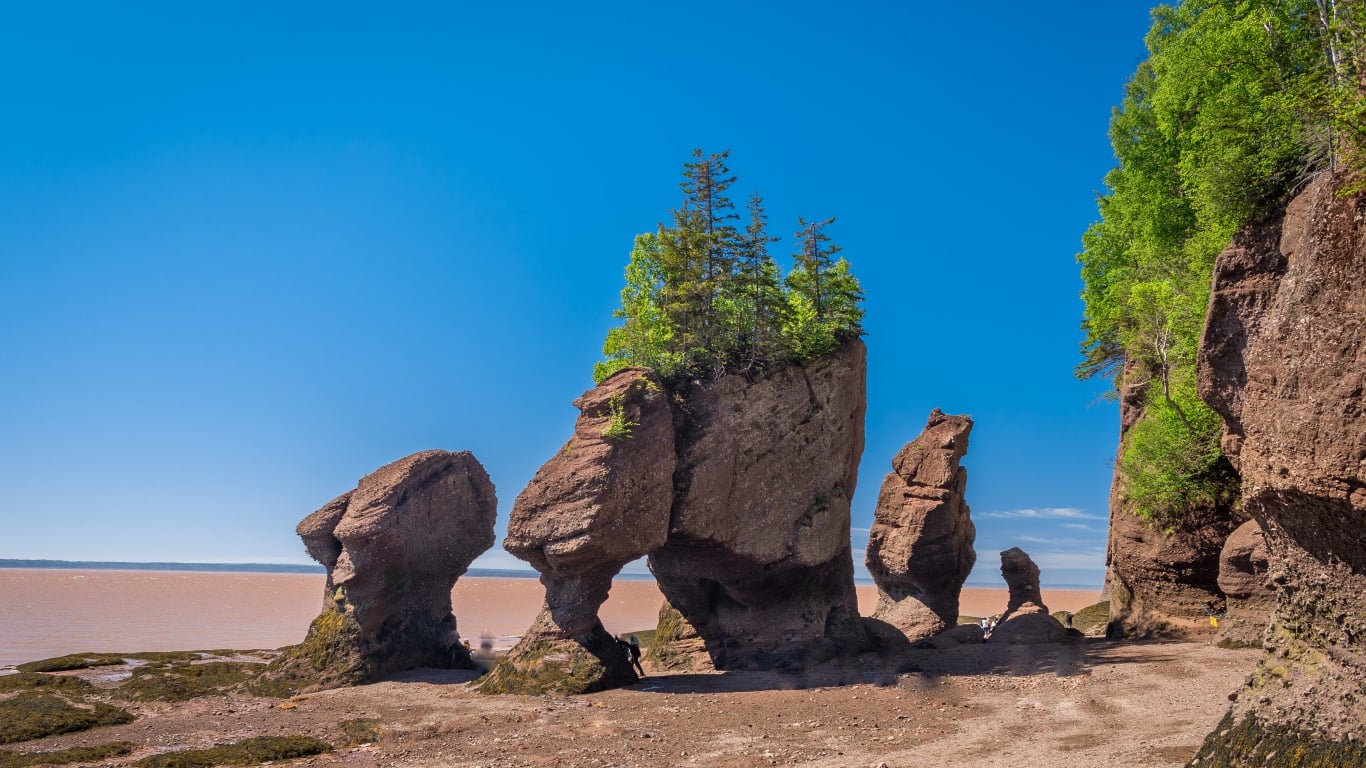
{"left": 729, "top": 192, "right": 785, "bottom": 365}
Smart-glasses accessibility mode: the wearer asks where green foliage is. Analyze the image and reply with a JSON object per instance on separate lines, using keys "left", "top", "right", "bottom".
{"left": 0, "top": 742, "right": 137, "bottom": 768}
{"left": 1078, "top": 0, "right": 1366, "bottom": 523}
{"left": 601, "top": 394, "right": 639, "bottom": 440}
{"left": 0, "top": 692, "right": 135, "bottom": 745}
{"left": 1120, "top": 372, "right": 1235, "bottom": 527}
{"left": 131, "top": 736, "right": 331, "bottom": 768}
{"left": 596, "top": 150, "right": 864, "bottom": 382}
{"left": 0, "top": 674, "right": 94, "bottom": 695}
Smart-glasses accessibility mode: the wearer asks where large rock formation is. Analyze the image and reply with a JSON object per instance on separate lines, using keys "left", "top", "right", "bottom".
{"left": 648, "top": 340, "right": 870, "bottom": 670}
{"left": 1104, "top": 362, "right": 1242, "bottom": 636}
{"left": 478, "top": 369, "right": 674, "bottom": 694}
{"left": 1191, "top": 173, "right": 1366, "bottom": 765}
{"left": 1215, "top": 519, "right": 1275, "bottom": 648}
{"left": 268, "top": 450, "right": 496, "bottom": 690}
{"left": 865, "top": 409, "right": 976, "bottom": 642}
{"left": 989, "top": 548, "right": 1067, "bottom": 645}
{"left": 488, "top": 341, "right": 872, "bottom": 691}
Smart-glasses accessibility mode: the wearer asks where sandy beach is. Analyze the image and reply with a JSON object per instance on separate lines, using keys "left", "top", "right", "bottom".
{"left": 0, "top": 568, "right": 1100, "bottom": 668}
{"left": 0, "top": 568, "right": 1266, "bottom": 768}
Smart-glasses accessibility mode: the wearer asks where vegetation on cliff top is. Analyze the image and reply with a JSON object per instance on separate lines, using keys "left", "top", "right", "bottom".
{"left": 595, "top": 150, "right": 865, "bottom": 383}
{"left": 1078, "top": 0, "right": 1366, "bottom": 526}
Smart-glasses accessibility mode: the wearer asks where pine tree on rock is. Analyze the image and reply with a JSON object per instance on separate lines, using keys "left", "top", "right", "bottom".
{"left": 729, "top": 192, "right": 785, "bottom": 366}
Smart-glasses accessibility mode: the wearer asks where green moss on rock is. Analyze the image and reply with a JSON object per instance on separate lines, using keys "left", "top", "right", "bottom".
{"left": 115, "top": 661, "right": 256, "bottom": 702}
{"left": 337, "top": 718, "right": 382, "bottom": 746}
{"left": 258, "top": 609, "right": 366, "bottom": 693}
{"left": 131, "top": 736, "right": 331, "bottom": 768}
{"left": 0, "top": 692, "right": 134, "bottom": 745}
{"left": 0, "top": 741, "right": 137, "bottom": 767}
{"left": 1190, "top": 711, "right": 1366, "bottom": 767}
{"left": 0, "top": 674, "right": 94, "bottom": 695}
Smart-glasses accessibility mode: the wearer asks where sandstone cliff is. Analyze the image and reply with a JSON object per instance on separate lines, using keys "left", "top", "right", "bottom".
{"left": 1104, "top": 361, "right": 1243, "bottom": 636}
{"left": 1191, "top": 173, "right": 1365, "bottom": 765}
{"left": 865, "top": 409, "right": 976, "bottom": 642}
{"left": 268, "top": 450, "right": 496, "bottom": 690}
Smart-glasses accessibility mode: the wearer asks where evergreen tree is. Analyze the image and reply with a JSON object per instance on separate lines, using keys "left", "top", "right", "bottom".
{"left": 657, "top": 149, "right": 740, "bottom": 367}
{"left": 729, "top": 192, "right": 785, "bottom": 365}
{"left": 783, "top": 217, "right": 862, "bottom": 358}
{"left": 597, "top": 150, "right": 866, "bottom": 382}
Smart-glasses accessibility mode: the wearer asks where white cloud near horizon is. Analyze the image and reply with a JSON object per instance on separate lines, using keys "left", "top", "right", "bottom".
{"left": 1062, "top": 523, "right": 1094, "bottom": 531}
{"left": 982, "top": 507, "right": 1104, "bottom": 521}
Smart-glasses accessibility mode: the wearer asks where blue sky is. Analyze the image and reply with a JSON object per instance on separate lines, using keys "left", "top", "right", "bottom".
{"left": 0, "top": 3, "right": 1157, "bottom": 588}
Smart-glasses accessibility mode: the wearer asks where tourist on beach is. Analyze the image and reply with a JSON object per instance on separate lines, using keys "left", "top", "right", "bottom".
{"left": 628, "top": 635, "right": 645, "bottom": 676}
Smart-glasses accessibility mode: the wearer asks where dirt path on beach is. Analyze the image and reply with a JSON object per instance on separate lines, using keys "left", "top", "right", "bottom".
{"left": 15, "top": 639, "right": 1255, "bottom": 768}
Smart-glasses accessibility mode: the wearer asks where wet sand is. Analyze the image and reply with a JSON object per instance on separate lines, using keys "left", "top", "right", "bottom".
{"left": 0, "top": 569, "right": 1101, "bottom": 667}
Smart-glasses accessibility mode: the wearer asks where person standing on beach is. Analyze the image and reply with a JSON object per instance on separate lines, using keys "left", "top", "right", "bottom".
{"left": 628, "top": 635, "right": 645, "bottom": 677}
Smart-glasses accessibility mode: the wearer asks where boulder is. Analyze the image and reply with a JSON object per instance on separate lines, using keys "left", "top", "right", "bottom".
{"left": 478, "top": 369, "right": 674, "bottom": 694}
{"left": 1216, "top": 520, "right": 1274, "bottom": 647}
{"left": 268, "top": 450, "right": 496, "bottom": 690}
{"left": 649, "top": 340, "right": 871, "bottom": 670}
{"left": 1191, "top": 173, "right": 1366, "bottom": 764}
{"left": 915, "top": 622, "right": 984, "bottom": 650}
{"left": 989, "top": 612, "right": 1069, "bottom": 645}
{"left": 865, "top": 410, "right": 976, "bottom": 642}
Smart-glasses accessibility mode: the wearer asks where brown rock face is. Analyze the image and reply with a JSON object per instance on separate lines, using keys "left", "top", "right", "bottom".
{"left": 1191, "top": 173, "right": 1366, "bottom": 763}
{"left": 479, "top": 369, "right": 674, "bottom": 694}
{"left": 270, "top": 450, "right": 496, "bottom": 690}
{"left": 989, "top": 548, "right": 1066, "bottom": 644}
{"left": 865, "top": 409, "right": 976, "bottom": 642}
{"left": 1104, "top": 364, "right": 1241, "bottom": 636}
{"left": 1216, "top": 520, "right": 1274, "bottom": 648}
{"left": 649, "top": 340, "right": 870, "bottom": 670}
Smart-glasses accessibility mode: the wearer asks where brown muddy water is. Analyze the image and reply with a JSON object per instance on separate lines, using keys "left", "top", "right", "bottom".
{"left": 0, "top": 569, "right": 1099, "bottom": 668}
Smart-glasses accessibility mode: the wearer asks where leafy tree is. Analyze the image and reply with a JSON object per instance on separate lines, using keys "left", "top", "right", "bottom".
{"left": 594, "top": 232, "right": 681, "bottom": 383}
{"left": 1079, "top": 0, "right": 1366, "bottom": 524}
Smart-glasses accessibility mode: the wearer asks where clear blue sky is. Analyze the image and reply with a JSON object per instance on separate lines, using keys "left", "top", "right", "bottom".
{"left": 0, "top": 3, "right": 1157, "bottom": 588}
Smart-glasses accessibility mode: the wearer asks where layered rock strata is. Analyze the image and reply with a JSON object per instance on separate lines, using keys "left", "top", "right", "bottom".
{"left": 1104, "top": 363, "right": 1241, "bottom": 636}
{"left": 648, "top": 340, "right": 871, "bottom": 670}
{"left": 989, "top": 547, "right": 1066, "bottom": 645}
{"left": 268, "top": 450, "right": 496, "bottom": 690}
{"left": 865, "top": 409, "right": 976, "bottom": 642}
{"left": 478, "top": 369, "right": 674, "bottom": 694}
{"left": 1191, "top": 173, "right": 1366, "bottom": 764}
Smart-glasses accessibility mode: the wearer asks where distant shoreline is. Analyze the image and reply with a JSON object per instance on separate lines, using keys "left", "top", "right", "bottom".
{"left": 0, "top": 558, "right": 1099, "bottom": 590}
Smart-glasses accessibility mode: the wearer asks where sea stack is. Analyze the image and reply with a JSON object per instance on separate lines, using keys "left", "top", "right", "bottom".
{"left": 266, "top": 450, "right": 496, "bottom": 691}
{"left": 1192, "top": 173, "right": 1365, "bottom": 764}
{"left": 865, "top": 409, "right": 976, "bottom": 642}
{"left": 477, "top": 369, "right": 674, "bottom": 694}
{"left": 648, "top": 339, "right": 871, "bottom": 670}
{"left": 988, "top": 547, "right": 1067, "bottom": 644}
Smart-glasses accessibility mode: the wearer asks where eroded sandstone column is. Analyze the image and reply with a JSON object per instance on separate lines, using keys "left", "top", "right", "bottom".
{"left": 648, "top": 340, "right": 870, "bottom": 670}
{"left": 477, "top": 369, "right": 674, "bottom": 694}
{"left": 267, "top": 450, "right": 496, "bottom": 691}
{"left": 865, "top": 409, "right": 976, "bottom": 642}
